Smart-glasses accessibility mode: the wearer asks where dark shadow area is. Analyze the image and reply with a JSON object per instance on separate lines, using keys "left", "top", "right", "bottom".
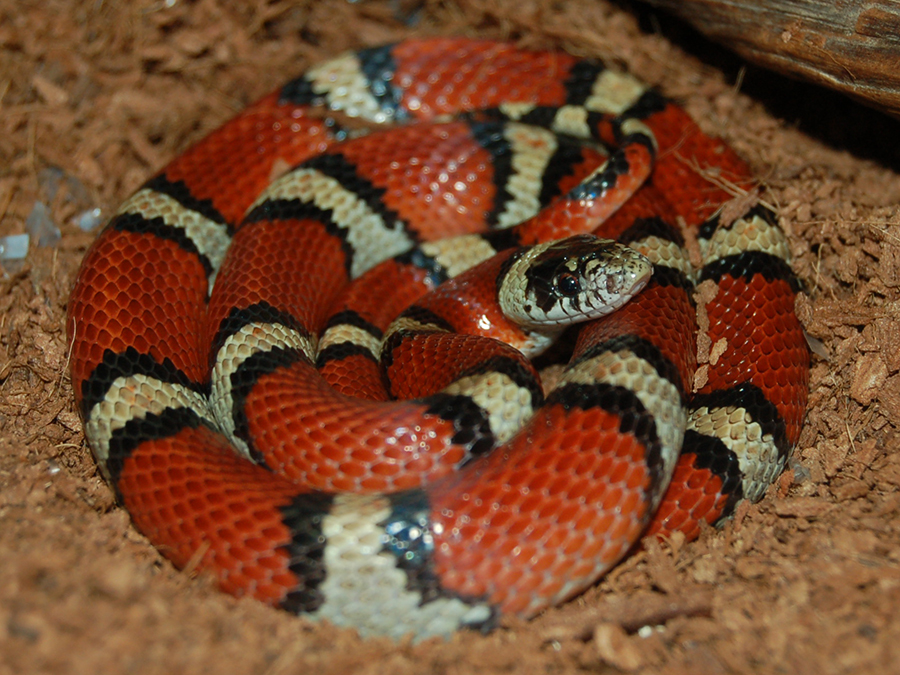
{"left": 620, "top": 1, "right": 900, "bottom": 172}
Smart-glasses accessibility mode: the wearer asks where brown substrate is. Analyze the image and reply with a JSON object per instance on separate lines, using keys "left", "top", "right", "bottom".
{"left": 1, "top": 1, "right": 899, "bottom": 673}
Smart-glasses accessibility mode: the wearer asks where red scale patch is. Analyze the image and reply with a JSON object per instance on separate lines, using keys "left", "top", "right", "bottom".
{"left": 392, "top": 39, "right": 578, "bottom": 118}
{"left": 432, "top": 403, "right": 654, "bottom": 615}
{"left": 645, "top": 461, "right": 729, "bottom": 540}
{"left": 334, "top": 121, "right": 500, "bottom": 239}
{"left": 700, "top": 274, "right": 809, "bottom": 443}
{"left": 207, "top": 218, "right": 349, "bottom": 341}
{"left": 117, "top": 425, "right": 301, "bottom": 605}
{"left": 243, "top": 359, "right": 468, "bottom": 492}
{"left": 163, "top": 92, "right": 336, "bottom": 225}
{"left": 68, "top": 229, "right": 209, "bottom": 392}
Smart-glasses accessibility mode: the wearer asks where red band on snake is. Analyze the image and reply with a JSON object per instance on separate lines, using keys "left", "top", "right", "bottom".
{"left": 67, "top": 38, "right": 810, "bottom": 640}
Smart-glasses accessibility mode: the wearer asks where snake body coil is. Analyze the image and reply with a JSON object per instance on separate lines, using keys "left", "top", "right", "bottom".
{"left": 67, "top": 38, "right": 810, "bottom": 640}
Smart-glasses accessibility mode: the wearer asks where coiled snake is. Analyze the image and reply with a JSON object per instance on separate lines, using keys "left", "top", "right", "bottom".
{"left": 67, "top": 37, "right": 810, "bottom": 640}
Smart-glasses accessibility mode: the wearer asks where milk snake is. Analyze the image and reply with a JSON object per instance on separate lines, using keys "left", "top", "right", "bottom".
{"left": 67, "top": 37, "right": 810, "bottom": 640}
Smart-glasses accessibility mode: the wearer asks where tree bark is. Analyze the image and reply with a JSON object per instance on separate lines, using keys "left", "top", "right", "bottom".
{"left": 642, "top": 0, "right": 900, "bottom": 118}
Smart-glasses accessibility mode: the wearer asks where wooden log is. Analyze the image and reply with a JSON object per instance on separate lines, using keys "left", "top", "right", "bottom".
{"left": 641, "top": 0, "right": 900, "bottom": 118}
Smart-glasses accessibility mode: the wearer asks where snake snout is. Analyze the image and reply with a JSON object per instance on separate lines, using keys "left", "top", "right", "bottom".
{"left": 605, "top": 247, "right": 652, "bottom": 297}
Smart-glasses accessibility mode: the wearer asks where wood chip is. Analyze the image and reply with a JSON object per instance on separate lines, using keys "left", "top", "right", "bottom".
{"left": 594, "top": 623, "right": 645, "bottom": 671}
{"left": 772, "top": 496, "right": 832, "bottom": 519}
{"left": 31, "top": 74, "right": 69, "bottom": 106}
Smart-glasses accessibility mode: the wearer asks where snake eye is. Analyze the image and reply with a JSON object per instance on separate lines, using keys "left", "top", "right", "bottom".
{"left": 555, "top": 272, "right": 581, "bottom": 297}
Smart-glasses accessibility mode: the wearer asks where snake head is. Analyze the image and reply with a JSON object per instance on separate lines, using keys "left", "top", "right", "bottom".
{"left": 500, "top": 234, "right": 652, "bottom": 329}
